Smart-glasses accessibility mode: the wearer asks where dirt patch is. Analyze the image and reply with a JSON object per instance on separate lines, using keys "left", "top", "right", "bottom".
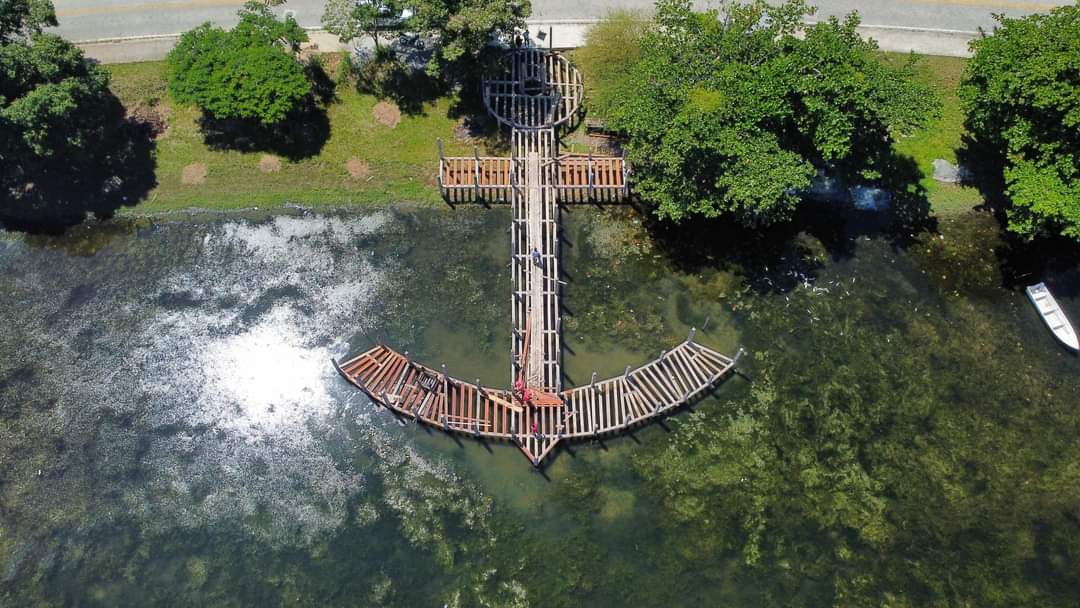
{"left": 372, "top": 101, "right": 401, "bottom": 128}
{"left": 258, "top": 155, "right": 282, "bottom": 173}
{"left": 346, "top": 158, "right": 371, "bottom": 179}
{"left": 128, "top": 104, "right": 170, "bottom": 139}
{"left": 452, "top": 116, "right": 487, "bottom": 143}
{"left": 181, "top": 163, "right": 207, "bottom": 185}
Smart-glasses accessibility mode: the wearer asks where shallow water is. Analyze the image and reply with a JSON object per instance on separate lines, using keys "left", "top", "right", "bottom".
{"left": 1, "top": 206, "right": 1078, "bottom": 606}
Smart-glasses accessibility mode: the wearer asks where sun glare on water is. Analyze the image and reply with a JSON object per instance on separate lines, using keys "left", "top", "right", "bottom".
{"left": 200, "top": 307, "right": 334, "bottom": 438}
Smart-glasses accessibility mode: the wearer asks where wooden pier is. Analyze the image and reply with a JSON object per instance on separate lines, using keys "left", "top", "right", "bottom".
{"left": 335, "top": 46, "right": 740, "bottom": 465}
{"left": 334, "top": 338, "right": 737, "bottom": 465}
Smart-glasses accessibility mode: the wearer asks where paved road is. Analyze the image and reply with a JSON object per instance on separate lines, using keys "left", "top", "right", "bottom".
{"left": 53, "top": 0, "right": 1071, "bottom": 42}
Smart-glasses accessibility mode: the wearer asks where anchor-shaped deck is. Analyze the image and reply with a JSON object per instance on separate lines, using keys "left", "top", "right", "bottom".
{"left": 334, "top": 46, "right": 740, "bottom": 465}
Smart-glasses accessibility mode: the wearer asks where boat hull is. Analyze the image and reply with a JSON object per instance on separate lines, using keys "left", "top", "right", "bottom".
{"left": 1026, "top": 282, "right": 1080, "bottom": 352}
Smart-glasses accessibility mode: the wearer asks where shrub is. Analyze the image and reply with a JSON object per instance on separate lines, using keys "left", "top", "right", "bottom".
{"left": 573, "top": 10, "right": 647, "bottom": 120}
{"left": 167, "top": 2, "right": 310, "bottom": 125}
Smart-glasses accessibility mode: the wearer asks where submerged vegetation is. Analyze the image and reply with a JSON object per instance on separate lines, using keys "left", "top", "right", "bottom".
{"left": 1, "top": 191, "right": 1079, "bottom": 606}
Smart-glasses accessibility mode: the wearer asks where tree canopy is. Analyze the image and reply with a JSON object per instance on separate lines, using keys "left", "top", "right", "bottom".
{"left": 0, "top": 0, "right": 55, "bottom": 43}
{"left": 960, "top": 5, "right": 1080, "bottom": 242}
{"left": 322, "top": 0, "right": 407, "bottom": 50}
{"left": 1, "top": 0, "right": 116, "bottom": 176}
{"left": 1, "top": 0, "right": 155, "bottom": 223}
{"left": 167, "top": 2, "right": 310, "bottom": 125}
{"left": 606, "top": 0, "right": 939, "bottom": 226}
{"left": 322, "top": 0, "right": 530, "bottom": 79}
{"left": 409, "top": 0, "right": 529, "bottom": 77}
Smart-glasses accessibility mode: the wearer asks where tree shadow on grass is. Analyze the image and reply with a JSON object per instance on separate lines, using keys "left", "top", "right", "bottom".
{"left": 641, "top": 149, "right": 936, "bottom": 295}
{"left": 198, "top": 98, "right": 330, "bottom": 161}
{"left": 305, "top": 57, "right": 339, "bottom": 106}
{"left": 353, "top": 46, "right": 445, "bottom": 117}
{"left": 0, "top": 97, "right": 158, "bottom": 234}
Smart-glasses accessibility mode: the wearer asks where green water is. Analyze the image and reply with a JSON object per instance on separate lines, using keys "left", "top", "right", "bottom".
{"left": 0, "top": 206, "right": 1078, "bottom": 606}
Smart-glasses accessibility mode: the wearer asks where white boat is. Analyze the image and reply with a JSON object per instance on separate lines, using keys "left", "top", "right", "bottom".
{"left": 1026, "top": 282, "right": 1079, "bottom": 352}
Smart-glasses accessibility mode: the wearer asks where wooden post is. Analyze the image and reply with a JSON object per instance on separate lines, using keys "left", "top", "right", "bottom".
{"left": 436, "top": 142, "right": 445, "bottom": 194}
{"left": 441, "top": 364, "right": 449, "bottom": 415}
{"left": 587, "top": 152, "right": 595, "bottom": 201}
{"left": 622, "top": 151, "right": 630, "bottom": 199}
{"left": 472, "top": 145, "right": 481, "bottom": 198}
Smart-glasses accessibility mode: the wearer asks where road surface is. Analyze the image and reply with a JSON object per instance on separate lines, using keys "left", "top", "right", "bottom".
{"left": 52, "top": 0, "right": 1072, "bottom": 42}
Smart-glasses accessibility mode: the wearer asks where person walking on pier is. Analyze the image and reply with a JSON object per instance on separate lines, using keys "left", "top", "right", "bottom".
{"left": 531, "top": 247, "right": 542, "bottom": 268}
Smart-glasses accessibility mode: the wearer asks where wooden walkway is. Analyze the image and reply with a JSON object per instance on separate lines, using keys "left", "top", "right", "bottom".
{"left": 438, "top": 152, "right": 629, "bottom": 204}
{"left": 335, "top": 47, "right": 740, "bottom": 465}
{"left": 334, "top": 339, "right": 737, "bottom": 465}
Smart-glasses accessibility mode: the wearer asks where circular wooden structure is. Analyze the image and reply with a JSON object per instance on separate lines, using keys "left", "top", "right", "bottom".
{"left": 482, "top": 48, "right": 583, "bottom": 130}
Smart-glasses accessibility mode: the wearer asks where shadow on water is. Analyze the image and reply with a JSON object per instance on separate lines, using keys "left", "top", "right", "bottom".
{"left": 640, "top": 149, "right": 936, "bottom": 295}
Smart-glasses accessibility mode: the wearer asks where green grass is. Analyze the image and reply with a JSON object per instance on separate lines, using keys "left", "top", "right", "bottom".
{"left": 105, "top": 60, "right": 484, "bottom": 215}
{"left": 104, "top": 52, "right": 983, "bottom": 218}
{"left": 886, "top": 53, "right": 985, "bottom": 216}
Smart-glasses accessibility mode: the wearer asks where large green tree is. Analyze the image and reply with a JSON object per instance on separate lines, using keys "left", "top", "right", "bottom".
{"left": 325, "top": 0, "right": 529, "bottom": 79}
{"left": 608, "top": 0, "right": 938, "bottom": 225}
{"left": 408, "top": 0, "right": 530, "bottom": 77}
{"left": 0, "top": 0, "right": 55, "bottom": 42}
{"left": 167, "top": 2, "right": 310, "bottom": 125}
{"left": 1, "top": 0, "right": 152, "bottom": 222}
{"left": 321, "top": 0, "right": 407, "bottom": 50}
{"left": 960, "top": 5, "right": 1080, "bottom": 242}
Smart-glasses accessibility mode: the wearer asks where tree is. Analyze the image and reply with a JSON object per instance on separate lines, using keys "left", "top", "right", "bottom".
{"left": 167, "top": 2, "right": 310, "bottom": 125}
{"left": 1, "top": 3, "right": 115, "bottom": 175}
{"left": 1, "top": 0, "right": 155, "bottom": 223}
{"left": 405, "top": 0, "right": 529, "bottom": 78}
{"left": 322, "top": 0, "right": 407, "bottom": 50}
{"left": 607, "top": 0, "right": 938, "bottom": 226}
{"left": 0, "top": 0, "right": 56, "bottom": 42}
{"left": 1, "top": 33, "right": 113, "bottom": 160}
{"left": 960, "top": 5, "right": 1080, "bottom": 242}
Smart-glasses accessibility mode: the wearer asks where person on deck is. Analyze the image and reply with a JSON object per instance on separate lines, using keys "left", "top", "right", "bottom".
{"left": 531, "top": 247, "right": 541, "bottom": 267}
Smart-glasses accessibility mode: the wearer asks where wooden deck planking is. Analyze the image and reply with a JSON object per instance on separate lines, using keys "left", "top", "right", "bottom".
{"left": 334, "top": 340, "right": 734, "bottom": 456}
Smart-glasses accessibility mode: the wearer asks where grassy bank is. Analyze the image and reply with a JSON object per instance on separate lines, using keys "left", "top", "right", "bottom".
{"left": 105, "top": 51, "right": 980, "bottom": 217}
{"left": 106, "top": 61, "right": 483, "bottom": 215}
{"left": 887, "top": 53, "right": 984, "bottom": 215}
